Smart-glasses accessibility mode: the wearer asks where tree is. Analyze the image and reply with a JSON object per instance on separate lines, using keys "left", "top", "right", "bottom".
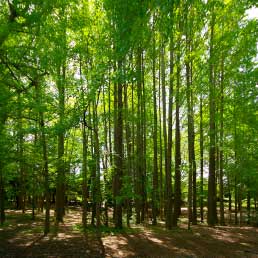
{"left": 207, "top": 3, "right": 217, "bottom": 226}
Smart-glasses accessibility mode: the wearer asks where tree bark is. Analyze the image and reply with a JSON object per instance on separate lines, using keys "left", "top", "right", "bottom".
{"left": 0, "top": 160, "right": 5, "bottom": 225}
{"left": 158, "top": 51, "right": 164, "bottom": 221}
{"left": 0, "top": 115, "right": 7, "bottom": 225}
{"left": 200, "top": 95, "right": 204, "bottom": 223}
{"left": 103, "top": 85, "right": 109, "bottom": 227}
{"left": 136, "top": 49, "right": 143, "bottom": 224}
{"left": 173, "top": 44, "right": 181, "bottom": 226}
{"left": 208, "top": 9, "right": 217, "bottom": 226}
{"left": 141, "top": 52, "right": 147, "bottom": 223}
{"left": 166, "top": 35, "right": 174, "bottom": 229}
{"left": 56, "top": 64, "right": 66, "bottom": 222}
{"left": 114, "top": 60, "right": 123, "bottom": 228}
{"left": 93, "top": 101, "right": 101, "bottom": 228}
{"left": 17, "top": 92, "right": 25, "bottom": 213}
{"left": 219, "top": 57, "right": 225, "bottom": 225}
{"left": 186, "top": 53, "right": 192, "bottom": 230}
{"left": 152, "top": 19, "right": 158, "bottom": 225}
{"left": 34, "top": 79, "right": 50, "bottom": 235}
{"left": 82, "top": 110, "right": 88, "bottom": 228}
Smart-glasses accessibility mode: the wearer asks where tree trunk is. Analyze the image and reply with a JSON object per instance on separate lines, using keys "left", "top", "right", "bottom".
{"left": 41, "top": 114, "right": 50, "bottom": 235}
{"left": 173, "top": 45, "right": 181, "bottom": 226}
{"left": 88, "top": 105, "right": 96, "bottom": 225}
{"left": 0, "top": 115, "right": 6, "bottom": 225}
{"left": 166, "top": 36, "right": 174, "bottom": 229}
{"left": 103, "top": 85, "right": 109, "bottom": 227}
{"left": 82, "top": 111, "right": 88, "bottom": 228}
{"left": 152, "top": 19, "right": 158, "bottom": 225}
{"left": 190, "top": 59, "right": 197, "bottom": 225}
{"left": 141, "top": 52, "right": 147, "bottom": 223}
{"left": 247, "top": 190, "right": 251, "bottom": 225}
{"left": 136, "top": 49, "right": 143, "bottom": 224}
{"left": 124, "top": 78, "right": 132, "bottom": 227}
{"left": 17, "top": 92, "right": 25, "bottom": 213}
{"left": 114, "top": 60, "right": 123, "bottom": 228}
{"left": 158, "top": 51, "right": 164, "bottom": 221}
{"left": 234, "top": 176, "right": 238, "bottom": 225}
{"left": 219, "top": 57, "right": 225, "bottom": 225}
{"left": 208, "top": 10, "right": 217, "bottom": 226}
{"left": 56, "top": 65, "right": 66, "bottom": 222}
{"left": 200, "top": 95, "right": 204, "bottom": 223}
{"left": 32, "top": 130, "right": 38, "bottom": 220}
{"left": 81, "top": 58, "right": 88, "bottom": 229}
{"left": 161, "top": 41, "right": 172, "bottom": 229}
{"left": 0, "top": 160, "right": 5, "bottom": 225}
{"left": 186, "top": 53, "right": 192, "bottom": 230}
{"left": 93, "top": 101, "right": 101, "bottom": 228}
{"left": 35, "top": 79, "right": 50, "bottom": 235}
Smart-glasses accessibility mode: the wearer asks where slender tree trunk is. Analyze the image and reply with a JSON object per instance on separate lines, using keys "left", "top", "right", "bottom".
{"left": 103, "top": 85, "right": 109, "bottom": 227}
{"left": 226, "top": 162, "right": 232, "bottom": 223}
{"left": 239, "top": 184, "right": 242, "bottom": 226}
{"left": 234, "top": 175, "right": 238, "bottom": 225}
{"left": 173, "top": 45, "right": 181, "bottom": 226}
{"left": 0, "top": 160, "right": 5, "bottom": 225}
{"left": 208, "top": 10, "right": 217, "bottom": 226}
{"left": 131, "top": 68, "right": 136, "bottom": 223}
{"left": 186, "top": 53, "right": 192, "bottom": 230}
{"left": 41, "top": 115, "right": 50, "bottom": 235}
{"left": 17, "top": 92, "right": 25, "bottom": 213}
{"left": 136, "top": 49, "right": 142, "bottom": 224}
{"left": 108, "top": 66, "right": 113, "bottom": 166}
{"left": 141, "top": 52, "right": 147, "bottom": 222}
{"left": 32, "top": 130, "right": 38, "bottom": 220}
{"left": 190, "top": 59, "right": 197, "bottom": 225}
{"left": 0, "top": 115, "right": 6, "bottom": 225}
{"left": 200, "top": 95, "right": 204, "bottom": 223}
{"left": 112, "top": 60, "right": 117, "bottom": 223}
{"left": 152, "top": 20, "right": 158, "bottom": 225}
{"left": 35, "top": 79, "right": 50, "bottom": 235}
{"left": 161, "top": 41, "right": 172, "bottom": 229}
{"left": 82, "top": 111, "right": 88, "bottom": 228}
{"left": 234, "top": 97, "right": 238, "bottom": 225}
{"left": 158, "top": 51, "right": 163, "bottom": 221}
{"left": 219, "top": 57, "right": 225, "bottom": 225}
{"left": 80, "top": 58, "right": 88, "bottom": 228}
{"left": 93, "top": 101, "right": 101, "bottom": 228}
{"left": 56, "top": 65, "right": 66, "bottom": 222}
{"left": 90, "top": 105, "right": 96, "bottom": 226}
{"left": 114, "top": 60, "right": 123, "bottom": 228}
{"left": 247, "top": 190, "right": 251, "bottom": 225}
{"left": 166, "top": 36, "right": 174, "bottom": 229}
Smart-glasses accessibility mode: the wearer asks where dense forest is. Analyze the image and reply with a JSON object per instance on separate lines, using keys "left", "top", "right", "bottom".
{"left": 0, "top": 0, "right": 257, "bottom": 255}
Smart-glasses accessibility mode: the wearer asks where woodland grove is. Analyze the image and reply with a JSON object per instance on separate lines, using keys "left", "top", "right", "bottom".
{"left": 0, "top": 0, "right": 257, "bottom": 237}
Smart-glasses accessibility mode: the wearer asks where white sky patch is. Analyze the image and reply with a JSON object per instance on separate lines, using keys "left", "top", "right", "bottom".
{"left": 69, "top": 40, "right": 76, "bottom": 48}
{"left": 245, "top": 7, "right": 258, "bottom": 20}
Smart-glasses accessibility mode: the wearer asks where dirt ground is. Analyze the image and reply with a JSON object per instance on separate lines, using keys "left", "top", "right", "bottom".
{"left": 1, "top": 208, "right": 258, "bottom": 257}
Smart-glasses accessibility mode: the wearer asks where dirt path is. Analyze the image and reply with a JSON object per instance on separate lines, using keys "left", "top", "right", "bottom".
{"left": 1, "top": 208, "right": 258, "bottom": 257}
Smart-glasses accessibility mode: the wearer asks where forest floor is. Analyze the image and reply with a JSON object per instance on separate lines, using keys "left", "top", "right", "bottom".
{"left": 0, "top": 207, "right": 258, "bottom": 257}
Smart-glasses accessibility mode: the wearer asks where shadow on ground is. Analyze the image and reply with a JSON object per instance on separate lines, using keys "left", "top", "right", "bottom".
{"left": 1, "top": 208, "right": 258, "bottom": 257}
{"left": 0, "top": 209, "right": 104, "bottom": 257}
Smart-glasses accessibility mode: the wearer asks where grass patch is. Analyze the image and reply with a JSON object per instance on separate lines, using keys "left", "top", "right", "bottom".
{"left": 0, "top": 220, "right": 12, "bottom": 228}
{"left": 20, "top": 226, "right": 44, "bottom": 234}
